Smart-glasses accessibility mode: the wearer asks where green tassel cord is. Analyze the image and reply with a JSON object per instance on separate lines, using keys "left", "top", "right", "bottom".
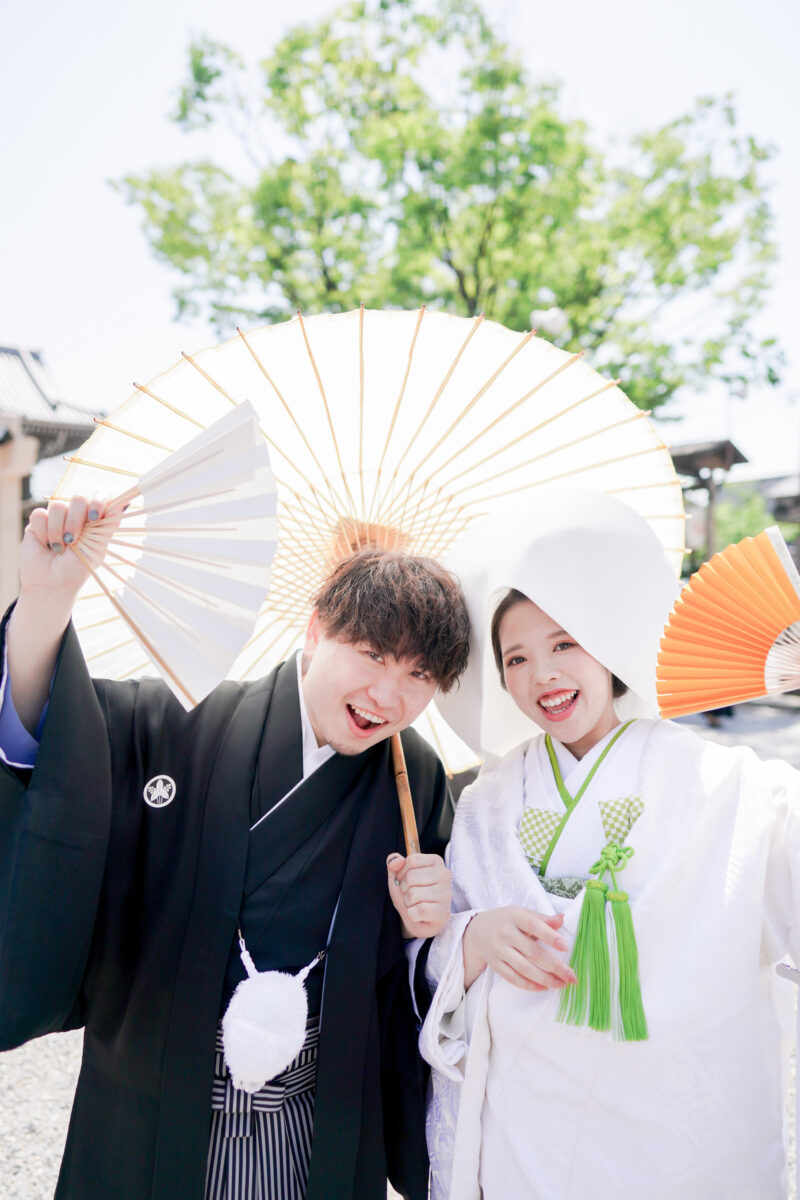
{"left": 558, "top": 878, "right": 610, "bottom": 1031}
{"left": 557, "top": 841, "right": 648, "bottom": 1042}
{"left": 608, "top": 890, "right": 648, "bottom": 1041}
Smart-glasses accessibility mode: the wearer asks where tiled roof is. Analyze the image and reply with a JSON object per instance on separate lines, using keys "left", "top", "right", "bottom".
{"left": 0, "top": 346, "right": 96, "bottom": 430}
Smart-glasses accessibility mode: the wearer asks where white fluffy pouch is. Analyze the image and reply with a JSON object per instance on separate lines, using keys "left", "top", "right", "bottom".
{"left": 222, "top": 934, "right": 325, "bottom": 1094}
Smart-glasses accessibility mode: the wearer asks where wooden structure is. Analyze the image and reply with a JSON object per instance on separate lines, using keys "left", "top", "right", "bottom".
{"left": 671, "top": 439, "right": 748, "bottom": 559}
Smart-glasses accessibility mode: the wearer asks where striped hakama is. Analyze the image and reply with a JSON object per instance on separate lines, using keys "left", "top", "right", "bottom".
{"left": 206, "top": 1019, "right": 319, "bottom": 1200}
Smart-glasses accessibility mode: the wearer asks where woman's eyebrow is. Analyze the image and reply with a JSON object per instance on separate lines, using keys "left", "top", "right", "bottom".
{"left": 548, "top": 630, "right": 570, "bottom": 639}
{"left": 501, "top": 642, "right": 524, "bottom": 655}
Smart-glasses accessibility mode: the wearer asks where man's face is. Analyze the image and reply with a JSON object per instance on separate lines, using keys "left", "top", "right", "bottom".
{"left": 301, "top": 612, "right": 438, "bottom": 755}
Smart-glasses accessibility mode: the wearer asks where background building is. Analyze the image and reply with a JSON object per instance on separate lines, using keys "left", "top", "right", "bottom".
{"left": 0, "top": 347, "right": 94, "bottom": 611}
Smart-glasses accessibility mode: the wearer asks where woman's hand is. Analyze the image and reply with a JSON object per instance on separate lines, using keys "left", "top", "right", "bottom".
{"left": 462, "top": 906, "right": 577, "bottom": 992}
{"left": 387, "top": 852, "right": 452, "bottom": 938}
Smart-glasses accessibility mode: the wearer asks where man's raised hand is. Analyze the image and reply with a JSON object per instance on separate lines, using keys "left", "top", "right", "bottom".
{"left": 386, "top": 852, "right": 452, "bottom": 939}
{"left": 8, "top": 496, "right": 120, "bottom": 734}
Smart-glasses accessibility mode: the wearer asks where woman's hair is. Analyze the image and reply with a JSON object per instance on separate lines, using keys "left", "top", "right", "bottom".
{"left": 490, "top": 588, "right": 628, "bottom": 698}
{"left": 312, "top": 547, "right": 471, "bottom": 693}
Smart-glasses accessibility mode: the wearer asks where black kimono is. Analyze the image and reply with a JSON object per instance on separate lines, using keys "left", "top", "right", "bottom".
{"left": 0, "top": 620, "right": 453, "bottom": 1200}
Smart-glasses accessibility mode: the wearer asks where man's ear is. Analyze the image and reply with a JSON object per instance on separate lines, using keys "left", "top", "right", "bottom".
{"left": 303, "top": 610, "right": 324, "bottom": 662}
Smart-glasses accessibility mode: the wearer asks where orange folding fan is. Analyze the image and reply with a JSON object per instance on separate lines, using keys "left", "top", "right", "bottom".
{"left": 657, "top": 527, "right": 800, "bottom": 718}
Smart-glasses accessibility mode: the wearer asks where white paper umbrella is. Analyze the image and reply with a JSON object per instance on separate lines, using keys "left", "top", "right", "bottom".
{"left": 55, "top": 308, "right": 684, "bottom": 770}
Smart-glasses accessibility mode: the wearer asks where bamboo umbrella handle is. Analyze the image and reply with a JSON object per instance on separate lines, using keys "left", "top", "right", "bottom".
{"left": 391, "top": 732, "right": 420, "bottom": 855}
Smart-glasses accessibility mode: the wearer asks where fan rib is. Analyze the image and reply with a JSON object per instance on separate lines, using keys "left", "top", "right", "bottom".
{"left": 70, "top": 544, "right": 196, "bottom": 707}
{"left": 657, "top": 528, "right": 800, "bottom": 718}
{"left": 98, "top": 545, "right": 230, "bottom": 610}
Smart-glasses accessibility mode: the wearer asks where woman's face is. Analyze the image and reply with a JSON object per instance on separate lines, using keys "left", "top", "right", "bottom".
{"left": 498, "top": 598, "right": 618, "bottom": 760}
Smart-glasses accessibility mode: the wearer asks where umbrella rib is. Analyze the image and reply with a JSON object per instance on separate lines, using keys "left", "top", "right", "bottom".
{"left": 120, "top": 659, "right": 152, "bottom": 680}
{"left": 420, "top": 710, "right": 454, "bottom": 779}
{"left": 415, "top": 351, "right": 585, "bottom": 488}
{"left": 236, "top": 327, "right": 348, "bottom": 517}
{"left": 93, "top": 418, "right": 177, "bottom": 453}
{"left": 477, "top": 443, "right": 673, "bottom": 502}
{"left": 86, "top": 636, "right": 138, "bottom": 664}
{"left": 400, "top": 328, "right": 537, "bottom": 486}
{"left": 133, "top": 382, "right": 205, "bottom": 428}
{"left": 181, "top": 351, "right": 239, "bottom": 407}
{"left": 65, "top": 456, "right": 140, "bottom": 479}
{"left": 366, "top": 305, "right": 426, "bottom": 525}
{"left": 69, "top": 543, "right": 197, "bottom": 707}
{"left": 276, "top": 498, "right": 331, "bottom": 548}
{"left": 74, "top": 614, "right": 119, "bottom": 633}
{"left": 390, "top": 313, "right": 484, "bottom": 492}
{"left": 296, "top": 311, "right": 358, "bottom": 517}
{"left": 445, "top": 411, "right": 655, "bottom": 495}
{"left": 358, "top": 303, "right": 366, "bottom": 514}
{"left": 238, "top": 618, "right": 297, "bottom": 678}
{"left": 384, "top": 365, "right": 608, "bottom": 523}
{"left": 608, "top": 479, "right": 683, "bottom": 494}
{"left": 276, "top": 515, "right": 335, "bottom": 560}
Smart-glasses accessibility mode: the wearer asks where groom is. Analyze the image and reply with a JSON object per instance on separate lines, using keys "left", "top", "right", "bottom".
{"left": 0, "top": 495, "right": 471, "bottom": 1200}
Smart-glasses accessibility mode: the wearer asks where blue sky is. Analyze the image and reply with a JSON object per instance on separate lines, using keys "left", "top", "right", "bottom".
{"left": 2, "top": 0, "right": 798, "bottom": 483}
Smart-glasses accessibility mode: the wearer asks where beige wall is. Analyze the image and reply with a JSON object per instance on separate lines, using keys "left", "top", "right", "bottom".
{"left": 0, "top": 434, "right": 39, "bottom": 613}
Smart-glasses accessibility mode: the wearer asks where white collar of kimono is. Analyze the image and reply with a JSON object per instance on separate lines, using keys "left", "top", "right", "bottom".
{"left": 295, "top": 651, "right": 336, "bottom": 780}
{"left": 539, "top": 720, "right": 623, "bottom": 787}
{"left": 438, "top": 489, "right": 681, "bottom": 760}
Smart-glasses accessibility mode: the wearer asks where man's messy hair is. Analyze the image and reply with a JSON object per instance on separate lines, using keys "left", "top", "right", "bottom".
{"left": 312, "top": 548, "right": 470, "bottom": 692}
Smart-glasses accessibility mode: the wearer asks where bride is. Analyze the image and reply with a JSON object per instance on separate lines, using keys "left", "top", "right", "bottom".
{"left": 422, "top": 490, "right": 800, "bottom": 1200}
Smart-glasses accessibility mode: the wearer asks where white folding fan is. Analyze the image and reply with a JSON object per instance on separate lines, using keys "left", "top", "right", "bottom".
{"left": 657, "top": 526, "right": 800, "bottom": 718}
{"left": 68, "top": 401, "right": 278, "bottom": 709}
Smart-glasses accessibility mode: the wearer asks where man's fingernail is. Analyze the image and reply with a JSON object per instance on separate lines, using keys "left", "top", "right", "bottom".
{"left": 88, "top": 509, "right": 99, "bottom": 521}
{"left": 63, "top": 532, "right": 74, "bottom": 544}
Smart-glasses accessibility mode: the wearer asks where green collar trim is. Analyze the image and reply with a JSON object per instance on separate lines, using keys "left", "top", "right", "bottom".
{"left": 539, "top": 720, "right": 635, "bottom": 877}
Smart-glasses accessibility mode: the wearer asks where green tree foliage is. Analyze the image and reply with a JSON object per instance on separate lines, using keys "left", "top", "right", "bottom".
{"left": 117, "top": 0, "right": 781, "bottom": 411}
{"left": 713, "top": 486, "right": 798, "bottom": 551}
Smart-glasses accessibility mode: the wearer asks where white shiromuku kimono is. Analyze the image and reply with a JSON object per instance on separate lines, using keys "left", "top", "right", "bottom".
{"left": 421, "top": 717, "right": 800, "bottom": 1200}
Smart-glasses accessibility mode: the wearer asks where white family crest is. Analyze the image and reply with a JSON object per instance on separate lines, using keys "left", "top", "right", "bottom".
{"left": 143, "top": 775, "right": 177, "bottom": 808}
